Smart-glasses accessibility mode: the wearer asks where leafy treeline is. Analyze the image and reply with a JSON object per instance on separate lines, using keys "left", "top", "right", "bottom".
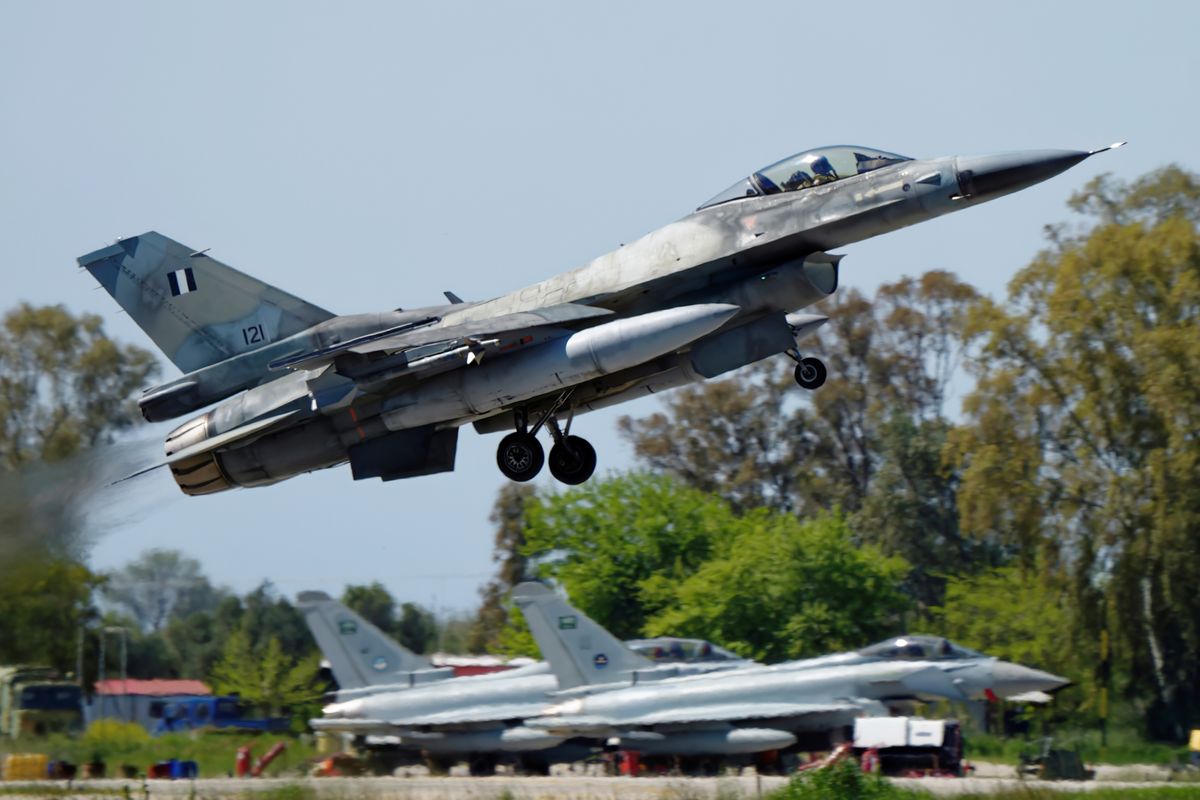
{"left": 470, "top": 168, "right": 1200, "bottom": 741}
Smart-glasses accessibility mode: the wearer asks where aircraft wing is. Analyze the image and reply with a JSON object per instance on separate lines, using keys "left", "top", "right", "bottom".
{"left": 269, "top": 302, "right": 613, "bottom": 375}
{"left": 617, "top": 701, "right": 862, "bottom": 725}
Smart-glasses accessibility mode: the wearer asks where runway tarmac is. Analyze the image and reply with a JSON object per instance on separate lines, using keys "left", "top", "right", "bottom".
{"left": 0, "top": 772, "right": 1195, "bottom": 799}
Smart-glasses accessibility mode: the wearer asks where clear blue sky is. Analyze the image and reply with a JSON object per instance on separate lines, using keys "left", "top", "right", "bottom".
{"left": 2, "top": 1, "right": 1195, "bottom": 613}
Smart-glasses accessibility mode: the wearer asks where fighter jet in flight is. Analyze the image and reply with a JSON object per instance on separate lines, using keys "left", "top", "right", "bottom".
{"left": 80, "top": 143, "right": 1122, "bottom": 494}
{"left": 513, "top": 582, "right": 1069, "bottom": 757}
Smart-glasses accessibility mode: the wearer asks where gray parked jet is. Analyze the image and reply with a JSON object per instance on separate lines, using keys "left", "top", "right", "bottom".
{"left": 303, "top": 591, "right": 750, "bottom": 767}
{"left": 80, "top": 143, "right": 1122, "bottom": 494}
{"left": 513, "top": 582, "right": 1069, "bottom": 757}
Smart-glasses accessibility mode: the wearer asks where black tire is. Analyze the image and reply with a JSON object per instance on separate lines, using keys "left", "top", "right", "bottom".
{"left": 548, "top": 435, "right": 597, "bottom": 485}
{"left": 794, "top": 356, "right": 827, "bottom": 390}
{"left": 496, "top": 432, "right": 544, "bottom": 481}
{"left": 467, "top": 754, "right": 497, "bottom": 776}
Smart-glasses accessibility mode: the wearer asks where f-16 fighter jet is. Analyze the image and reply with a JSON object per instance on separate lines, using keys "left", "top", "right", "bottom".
{"left": 80, "top": 143, "right": 1122, "bottom": 494}
{"left": 513, "top": 582, "right": 1069, "bottom": 757}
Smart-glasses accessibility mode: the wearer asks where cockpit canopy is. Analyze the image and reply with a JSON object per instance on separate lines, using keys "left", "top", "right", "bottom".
{"left": 699, "top": 145, "right": 911, "bottom": 209}
{"left": 626, "top": 637, "right": 744, "bottom": 663}
{"left": 857, "top": 634, "right": 987, "bottom": 661}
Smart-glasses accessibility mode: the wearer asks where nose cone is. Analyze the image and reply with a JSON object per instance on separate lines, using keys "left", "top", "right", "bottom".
{"left": 955, "top": 149, "right": 1091, "bottom": 202}
{"left": 987, "top": 661, "right": 1071, "bottom": 698}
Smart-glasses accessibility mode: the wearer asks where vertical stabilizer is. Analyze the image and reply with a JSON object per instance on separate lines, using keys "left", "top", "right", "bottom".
{"left": 512, "top": 582, "right": 653, "bottom": 690}
{"left": 297, "top": 591, "right": 431, "bottom": 690}
{"left": 78, "top": 232, "right": 334, "bottom": 373}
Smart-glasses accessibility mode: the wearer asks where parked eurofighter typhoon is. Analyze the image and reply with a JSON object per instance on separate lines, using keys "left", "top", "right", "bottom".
{"left": 513, "top": 583, "right": 1070, "bottom": 757}
{"left": 302, "top": 591, "right": 750, "bottom": 767}
{"left": 80, "top": 143, "right": 1122, "bottom": 494}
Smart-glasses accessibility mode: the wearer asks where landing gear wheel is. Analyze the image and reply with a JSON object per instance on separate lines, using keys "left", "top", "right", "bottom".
{"left": 467, "top": 753, "right": 497, "bottom": 776}
{"left": 794, "top": 357, "right": 827, "bottom": 390}
{"left": 548, "top": 435, "right": 597, "bottom": 485}
{"left": 496, "top": 432, "right": 544, "bottom": 481}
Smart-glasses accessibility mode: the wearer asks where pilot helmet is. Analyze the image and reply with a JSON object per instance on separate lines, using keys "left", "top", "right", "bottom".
{"left": 811, "top": 156, "right": 835, "bottom": 176}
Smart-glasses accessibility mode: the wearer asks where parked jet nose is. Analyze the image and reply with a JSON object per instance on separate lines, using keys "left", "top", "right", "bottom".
{"left": 321, "top": 698, "right": 365, "bottom": 719}
{"left": 954, "top": 149, "right": 1092, "bottom": 203}
{"left": 988, "top": 662, "right": 1071, "bottom": 698}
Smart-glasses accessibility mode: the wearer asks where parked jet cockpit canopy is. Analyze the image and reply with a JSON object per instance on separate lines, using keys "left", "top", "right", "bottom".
{"left": 700, "top": 145, "right": 912, "bottom": 209}
{"left": 624, "top": 638, "right": 744, "bottom": 664}
{"left": 857, "top": 635, "right": 986, "bottom": 661}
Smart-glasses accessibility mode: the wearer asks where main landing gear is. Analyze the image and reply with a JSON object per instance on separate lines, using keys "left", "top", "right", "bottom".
{"left": 785, "top": 347, "right": 827, "bottom": 390}
{"left": 496, "top": 392, "right": 597, "bottom": 485}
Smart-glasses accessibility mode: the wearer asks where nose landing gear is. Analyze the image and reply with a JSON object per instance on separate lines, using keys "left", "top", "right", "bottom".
{"left": 496, "top": 393, "right": 597, "bottom": 485}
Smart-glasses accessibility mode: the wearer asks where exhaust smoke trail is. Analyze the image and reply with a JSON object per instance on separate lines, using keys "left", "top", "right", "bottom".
{"left": 0, "top": 433, "right": 176, "bottom": 577}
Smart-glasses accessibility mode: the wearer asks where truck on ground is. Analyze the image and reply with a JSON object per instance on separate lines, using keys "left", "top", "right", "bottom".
{"left": 0, "top": 666, "right": 83, "bottom": 738}
{"left": 853, "top": 716, "right": 964, "bottom": 776}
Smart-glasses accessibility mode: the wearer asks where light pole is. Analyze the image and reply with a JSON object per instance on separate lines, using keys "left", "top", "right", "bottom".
{"left": 98, "top": 627, "right": 129, "bottom": 722}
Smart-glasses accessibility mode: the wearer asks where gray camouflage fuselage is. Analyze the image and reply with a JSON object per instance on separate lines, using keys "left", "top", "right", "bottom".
{"left": 79, "top": 146, "right": 1109, "bottom": 493}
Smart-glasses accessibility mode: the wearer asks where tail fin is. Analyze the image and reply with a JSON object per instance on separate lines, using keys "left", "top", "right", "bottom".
{"left": 78, "top": 232, "right": 334, "bottom": 374}
{"left": 297, "top": 590, "right": 431, "bottom": 690}
{"left": 512, "top": 582, "right": 653, "bottom": 690}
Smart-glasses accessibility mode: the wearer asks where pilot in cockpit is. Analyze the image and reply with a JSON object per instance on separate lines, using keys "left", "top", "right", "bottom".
{"left": 810, "top": 156, "right": 839, "bottom": 185}
{"left": 782, "top": 170, "right": 814, "bottom": 191}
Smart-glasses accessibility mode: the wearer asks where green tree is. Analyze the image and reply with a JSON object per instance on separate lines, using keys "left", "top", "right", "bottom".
{"left": 102, "top": 549, "right": 227, "bottom": 633}
{"left": 237, "top": 582, "right": 314, "bottom": 659}
{"left": 0, "top": 303, "right": 157, "bottom": 468}
{"left": 619, "top": 273, "right": 982, "bottom": 609}
{"left": 395, "top": 601, "right": 438, "bottom": 654}
{"left": 341, "top": 582, "right": 438, "bottom": 653}
{"left": 951, "top": 166, "right": 1200, "bottom": 738}
{"left": 646, "top": 513, "right": 909, "bottom": 662}
{"left": 521, "top": 472, "right": 735, "bottom": 639}
{"left": 0, "top": 304, "right": 157, "bottom": 674}
{"left": 616, "top": 360, "right": 812, "bottom": 514}
{"left": 468, "top": 484, "right": 536, "bottom": 653}
{"left": 342, "top": 582, "right": 399, "bottom": 634}
{"left": 934, "top": 565, "right": 1080, "bottom": 690}
{"left": 0, "top": 559, "right": 100, "bottom": 672}
{"left": 209, "top": 628, "right": 319, "bottom": 719}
